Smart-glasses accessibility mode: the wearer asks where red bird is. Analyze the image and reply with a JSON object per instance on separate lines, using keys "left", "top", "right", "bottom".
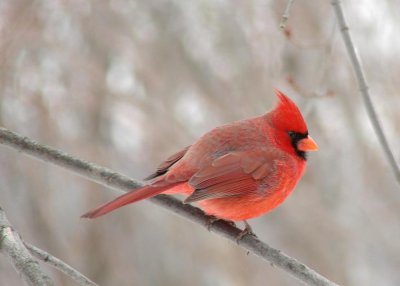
{"left": 82, "top": 90, "right": 318, "bottom": 232}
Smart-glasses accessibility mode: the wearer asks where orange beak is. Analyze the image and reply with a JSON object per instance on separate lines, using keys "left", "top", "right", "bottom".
{"left": 297, "top": 135, "right": 318, "bottom": 152}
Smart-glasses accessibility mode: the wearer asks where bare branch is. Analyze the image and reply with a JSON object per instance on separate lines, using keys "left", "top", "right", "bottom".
{"left": 280, "top": 0, "right": 295, "bottom": 30}
{"left": 0, "top": 207, "right": 54, "bottom": 286}
{"left": 25, "top": 243, "right": 98, "bottom": 286}
{"left": 1, "top": 205, "right": 96, "bottom": 286}
{"left": 331, "top": 0, "right": 400, "bottom": 184}
{"left": 0, "top": 127, "right": 339, "bottom": 286}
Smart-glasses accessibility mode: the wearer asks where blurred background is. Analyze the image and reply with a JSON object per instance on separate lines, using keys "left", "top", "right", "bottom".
{"left": 0, "top": 0, "right": 399, "bottom": 285}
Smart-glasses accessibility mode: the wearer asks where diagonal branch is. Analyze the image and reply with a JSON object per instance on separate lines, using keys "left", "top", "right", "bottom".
{"left": 0, "top": 207, "right": 54, "bottom": 286}
{"left": 331, "top": 0, "right": 400, "bottom": 184}
{"left": 25, "top": 243, "right": 98, "bottom": 286}
{"left": 0, "top": 127, "right": 339, "bottom": 286}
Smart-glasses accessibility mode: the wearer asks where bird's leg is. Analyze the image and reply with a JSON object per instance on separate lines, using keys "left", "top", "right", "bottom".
{"left": 236, "top": 220, "right": 257, "bottom": 242}
{"left": 206, "top": 216, "right": 236, "bottom": 231}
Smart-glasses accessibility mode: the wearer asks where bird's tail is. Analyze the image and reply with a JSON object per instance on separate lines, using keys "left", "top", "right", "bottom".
{"left": 81, "top": 184, "right": 175, "bottom": 219}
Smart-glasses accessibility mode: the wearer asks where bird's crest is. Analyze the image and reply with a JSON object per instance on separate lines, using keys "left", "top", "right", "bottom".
{"left": 269, "top": 89, "right": 308, "bottom": 134}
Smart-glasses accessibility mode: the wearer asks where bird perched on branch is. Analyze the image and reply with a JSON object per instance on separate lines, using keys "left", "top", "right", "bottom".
{"left": 82, "top": 90, "right": 318, "bottom": 236}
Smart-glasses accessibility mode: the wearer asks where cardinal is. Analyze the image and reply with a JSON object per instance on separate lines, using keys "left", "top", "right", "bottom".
{"left": 82, "top": 90, "right": 318, "bottom": 236}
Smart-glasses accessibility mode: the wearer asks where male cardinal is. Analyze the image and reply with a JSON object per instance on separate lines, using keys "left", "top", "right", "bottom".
{"left": 82, "top": 90, "right": 318, "bottom": 234}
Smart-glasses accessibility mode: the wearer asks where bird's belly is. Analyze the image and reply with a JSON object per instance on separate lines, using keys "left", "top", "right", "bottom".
{"left": 161, "top": 181, "right": 295, "bottom": 221}
{"left": 197, "top": 183, "right": 294, "bottom": 221}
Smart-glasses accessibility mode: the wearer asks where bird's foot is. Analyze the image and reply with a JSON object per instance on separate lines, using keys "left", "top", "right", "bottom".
{"left": 206, "top": 216, "right": 236, "bottom": 231}
{"left": 236, "top": 221, "right": 257, "bottom": 243}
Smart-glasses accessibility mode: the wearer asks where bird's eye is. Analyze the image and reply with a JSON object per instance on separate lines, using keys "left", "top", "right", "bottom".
{"left": 288, "top": 131, "right": 296, "bottom": 139}
{"left": 288, "top": 131, "right": 308, "bottom": 140}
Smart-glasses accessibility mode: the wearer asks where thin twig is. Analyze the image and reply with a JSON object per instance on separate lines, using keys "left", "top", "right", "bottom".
{"left": 0, "top": 127, "right": 339, "bottom": 286}
{"left": 25, "top": 243, "right": 98, "bottom": 286}
{"left": 0, "top": 206, "right": 97, "bottom": 286}
{"left": 331, "top": 0, "right": 400, "bottom": 184}
{"left": 280, "top": 0, "right": 295, "bottom": 30}
{"left": 0, "top": 207, "right": 54, "bottom": 286}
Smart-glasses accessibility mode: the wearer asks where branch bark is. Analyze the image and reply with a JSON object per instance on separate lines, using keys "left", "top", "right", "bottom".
{"left": 25, "top": 243, "right": 98, "bottom": 286}
{"left": 0, "top": 127, "right": 339, "bottom": 286}
{"left": 331, "top": 0, "right": 400, "bottom": 184}
{"left": 280, "top": 0, "right": 295, "bottom": 30}
{"left": 0, "top": 207, "right": 54, "bottom": 286}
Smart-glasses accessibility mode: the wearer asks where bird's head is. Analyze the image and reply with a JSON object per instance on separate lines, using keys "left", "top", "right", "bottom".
{"left": 267, "top": 89, "right": 318, "bottom": 160}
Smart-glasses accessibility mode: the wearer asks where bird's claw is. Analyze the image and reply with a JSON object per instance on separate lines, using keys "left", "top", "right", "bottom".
{"left": 206, "top": 216, "right": 219, "bottom": 231}
{"left": 236, "top": 221, "right": 257, "bottom": 243}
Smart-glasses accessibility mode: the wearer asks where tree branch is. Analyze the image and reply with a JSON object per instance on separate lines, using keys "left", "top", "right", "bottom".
{"left": 25, "top": 243, "right": 98, "bottom": 286}
{"left": 0, "top": 207, "right": 54, "bottom": 286}
{"left": 280, "top": 0, "right": 295, "bottom": 30}
{"left": 331, "top": 0, "right": 400, "bottom": 184}
{"left": 0, "top": 127, "right": 339, "bottom": 286}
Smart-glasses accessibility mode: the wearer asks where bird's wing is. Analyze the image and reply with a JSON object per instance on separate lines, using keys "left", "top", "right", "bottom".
{"left": 144, "top": 146, "right": 191, "bottom": 180}
{"left": 184, "top": 151, "right": 281, "bottom": 203}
